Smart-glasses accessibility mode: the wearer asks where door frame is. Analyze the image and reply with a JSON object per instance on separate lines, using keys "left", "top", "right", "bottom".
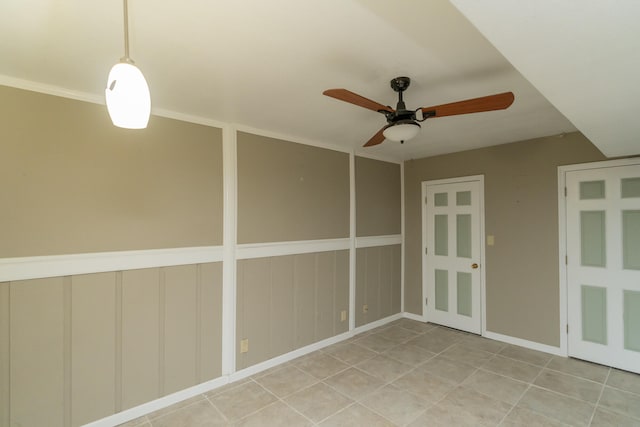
{"left": 421, "top": 175, "right": 487, "bottom": 335}
{"left": 558, "top": 157, "right": 640, "bottom": 359}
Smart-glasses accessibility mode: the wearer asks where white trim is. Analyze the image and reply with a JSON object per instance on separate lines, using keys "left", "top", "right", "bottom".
{"left": 83, "top": 376, "right": 229, "bottom": 427}
{"left": 403, "top": 312, "right": 426, "bottom": 322}
{"left": 352, "top": 312, "right": 403, "bottom": 335}
{"left": 349, "top": 152, "right": 357, "bottom": 332}
{"left": 0, "top": 246, "right": 223, "bottom": 282}
{"left": 221, "top": 126, "right": 238, "bottom": 376}
{"left": 355, "top": 235, "right": 402, "bottom": 248}
{"left": 236, "top": 238, "right": 351, "bottom": 260}
{"left": 419, "top": 181, "right": 429, "bottom": 321}
{"left": 558, "top": 157, "right": 640, "bottom": 173}
{"left": 557, "top": 166, "right": 569, "bottom": 357}
{"left": 400, "top": 161, "right": 406, "bottom": 313}
{"left": 353, "top": 150, "right": 403, "bottom": 164}
{"left": 483, "top": 330, "right": 564, "bottom": 357}
{"left": 0, "top": 74, "right": 228, "bottom": 129}
{"left": 230, "top": 331, "right": 353, "bottom": 382}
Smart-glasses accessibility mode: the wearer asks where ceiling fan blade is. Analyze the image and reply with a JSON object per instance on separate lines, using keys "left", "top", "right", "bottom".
{"left": 363, "top": 126, "right": 390, "bottom": 147}
{"left": 323, "top": 89, "right": 394, "bottom": 113}
{"left": 421, "top": 92, "right": 514, "bottom": 118}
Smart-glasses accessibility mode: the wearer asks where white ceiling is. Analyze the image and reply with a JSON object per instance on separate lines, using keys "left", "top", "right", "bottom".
{"left": 2, "top": 0, "right": 631, "bottom": 161}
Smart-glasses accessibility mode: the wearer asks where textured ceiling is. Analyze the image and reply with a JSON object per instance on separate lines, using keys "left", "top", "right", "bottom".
{"left": 0, "top": 0, "right": 593, "bottom": 161}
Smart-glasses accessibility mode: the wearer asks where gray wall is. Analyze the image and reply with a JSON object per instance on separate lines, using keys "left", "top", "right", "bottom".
{"left": 355, "top": 156, "right": 401, "bottom": 237}
{"left": 237, "top": 132, "right": 350, "bottom": 243}
{"left": 0, "top": 85, "right": 223, "bottom": 257}
{"left": 404, "top": 132, "right": 605, "bottom": 346}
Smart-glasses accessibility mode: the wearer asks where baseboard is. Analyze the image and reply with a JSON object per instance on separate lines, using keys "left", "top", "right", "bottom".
{"left": 483, "top": 330, "right": 565, "bottom": 357}
{"left": 85, "top": 314, "right": 401, "bottom": 427}
{"left": 83, "top": 376, "right": 229, "bottom": 427}
{"left": 403, "top": 312, "right": 426, "bottom": 322}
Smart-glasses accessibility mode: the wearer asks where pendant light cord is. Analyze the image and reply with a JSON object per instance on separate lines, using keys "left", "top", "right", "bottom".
{"left": 122, "top": 0, "right": 131, "bottom": 62}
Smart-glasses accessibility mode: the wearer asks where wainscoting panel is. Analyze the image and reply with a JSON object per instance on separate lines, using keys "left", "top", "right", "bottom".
{"left": 10, "top": 277, "right": 65, "bottom": 427}
{"left": 71, "top": 272, "right": 117, "bottom": 426}
{"left": 236, "top": 250, "right": 350, "bottom": 370}
{"left": 2, "top": 262, "right": 223, "bottom": 427}
{"left": 355, "top": 245, "right": 402, "bottom": 327}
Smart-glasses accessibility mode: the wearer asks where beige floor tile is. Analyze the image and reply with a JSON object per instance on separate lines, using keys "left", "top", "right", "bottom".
{"left": 322, "top": 342, "right": 377, "bottom": 365}
{"left": 407, "top": 403, "right": 492, "bottom": 427}
{"left": 500, "top": 407, "right": 569, "bottom": 427}
{"left": 208, "top": 380, "right": 277, "bottom": 422}
{"left": 319, "top": 403, "right": 395, "bottom": 427}
{"left": 392, "top": 368, "right": 457, "bottom": 403}
{"left": 517, "top": 386, "right": 594, "bottom": 426}
{"left": 394, "top": 319, "right": 436, "bottom": 333}
{"left": 437, "top": 386, "right": 512, "bottom": 426}
{"left": 591, "top": 407, "right": 640, "bottom": 427}
{"left": 483, "top": 354, "right": 542, "bottom": 382}
{"left": 232, "top": 401, "right": 312, "bottom": 427}
{"left": 204, "top": 377, "right": 251, "bottom": 398}
{"left": 146, "top": 395, "right": 206, "bottom": 420}
{"left": 373, "top": 325, "right": 421, "bottom": 344}
{"left": 382, "top": 342, "right": 435, "bottom": 366}
{"left": 499, "top": 344, "right": 553, "bottom": 367}
{"left": 459, "top": 334, "right": 509, "bottom": 354}
{"left": 420, "top": 355, "right": 477, "bottom": 383}
{"left": 293, "top": 353, "right": 349, "bottom": 380}
{"left": 253, "top": 364, "right": 318, "bottom": 398}
{"left": 439, "top": 343, "right": 494, "bottom": 367}
{"left": 598, "top": 386, "right": 640, "bottom": 420}
{"left": 606, "top": 368, "right": 640, "bottom": 395}
{"left": 353, "top": 333, "right": 397, "bottom": 353}
{"left": 360, "top": 384, "right": 429, "bottom": 426}
{"left": 284, "top": 382, "right": 353, "bottom": 423}
{"left": 462, "top": 369, "right": 528, "bottom": 405}
{"left": 151, "top": 400, "right": 226, "bottom": 427}
{"left": 546, "top": 356, "right": 609, "bottom": 383}
{"left": 117, "top": 416, "right": 150, "bottom": 427}
{"left": 533, "top": 369, "right": 603, "bottom": 403}
{"left": 355, "top": 354, "right": 413, "bottom": 382}
{"left": 324, "top": 367, "right": 385, "bottom": 400}
{"left": 407, "top": 332, "right": 460, "bottom": 354}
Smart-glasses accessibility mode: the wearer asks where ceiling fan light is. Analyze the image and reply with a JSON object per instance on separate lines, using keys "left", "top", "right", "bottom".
{"left": 383, "top": 122, "right": 421, "bottom": 142}
{"left": 105, "top": 62, "right": 151, "bottom": 129}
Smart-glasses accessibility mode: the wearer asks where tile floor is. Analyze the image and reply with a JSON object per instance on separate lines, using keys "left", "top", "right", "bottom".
{"left": 119, "top": 319, "right": 640, "bottom": 426}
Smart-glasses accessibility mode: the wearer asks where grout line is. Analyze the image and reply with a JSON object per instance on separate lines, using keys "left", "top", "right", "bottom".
{"left": 587, "top": 368, "right": 611, "bottom": 426}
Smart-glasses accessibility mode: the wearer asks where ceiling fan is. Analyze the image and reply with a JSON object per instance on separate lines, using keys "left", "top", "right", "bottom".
{"left": 323, "top": 76, "right": 515, "bottom": 147}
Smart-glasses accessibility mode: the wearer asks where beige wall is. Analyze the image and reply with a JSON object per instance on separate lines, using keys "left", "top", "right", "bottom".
{"left": 236, "top": 251, "right": 349, "bottom": 369}
{"left": 355, "top": 157, "right": 401, "bottom": 237}
{"left": 404, "top": 132, "right": 606, "bottom": 346}
{"left": 237, "top": 132, "right": 350, "bottom": 243}
{"left": 0, "top": 263, "right": 223, "bottom": 427}
{"left": 355, "top": 245, "right": 402, "bottom": 327}
{"left": 0, "top": 85, "right": 223, "bottom": 257}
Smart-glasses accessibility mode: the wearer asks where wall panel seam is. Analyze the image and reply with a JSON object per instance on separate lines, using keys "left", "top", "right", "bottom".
{"left": 195, "top": 264, "right": 202, "bottom": 383}
{"left": 115, "top": 272, "right": 123, "bottom": 413}
{"left": 158, "top": 269, "right": 166, "bottom": 397}
{"left": 1, "top": 282, "right": 10, "bottom": 427}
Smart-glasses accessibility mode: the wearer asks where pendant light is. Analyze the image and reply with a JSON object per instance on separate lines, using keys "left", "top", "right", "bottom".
{"left": 105, "top": 0, "right": 150, "bottom": 129}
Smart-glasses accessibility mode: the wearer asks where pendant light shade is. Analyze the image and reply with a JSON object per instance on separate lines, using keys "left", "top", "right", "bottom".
{"left": 105, "top": 61, "right": 150, "bottom": 129}
{"left": 383, "top": 121, "right": 421, "bottom": 143}
{"left": 105, "top": 0, "right": 150, "bottom": 129}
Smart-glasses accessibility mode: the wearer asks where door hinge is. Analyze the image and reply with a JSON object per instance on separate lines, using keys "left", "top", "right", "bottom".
{"left": 566, "top": 324, "right": 569, "bottom": 334}
{"left": 564, "top": 187, "right": 567, "bottom": 197}
{"left": 425, "top": 196, "right": 428, "bottom": 204}
{"left": 425, "top": 297, "right": 428, "bottom": 306}
{"left": 425, "top": 247, "right": 428, "bottom": 255}
{"left": 565, "top": 255, "right": 568, "bottom": 265}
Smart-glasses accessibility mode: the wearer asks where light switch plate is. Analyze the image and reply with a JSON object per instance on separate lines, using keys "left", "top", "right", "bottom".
{"left": 487, "top": 235, "right": 495, "bottom": 246}
{"left": 340, "top": 310, "right": 347, "bottom": 322}
{"left": 363, "top": 304, "right": 368, "bottom": 314}
{"left": 240, "top": 339, "right": 249, "bottom": 353}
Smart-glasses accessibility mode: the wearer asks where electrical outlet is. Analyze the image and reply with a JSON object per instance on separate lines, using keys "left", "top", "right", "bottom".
{"left": 340, "top": 310, "right": 347, "bottom": 322}
{"left": 362, "top": 304, "right": 368, "bottom": 314}
{"left": 487, "top": 235, "right": 495, "bottom": 246}
{"left": 240, "top": 339, "right": 249, "bottom": 353}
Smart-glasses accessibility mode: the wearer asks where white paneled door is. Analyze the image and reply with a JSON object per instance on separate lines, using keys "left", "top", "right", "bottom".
{"left": 565, "top": 162, "right": 640, "bottom": 374}
{"left": 423, "top": 177, "right": 484, "bottom": 334}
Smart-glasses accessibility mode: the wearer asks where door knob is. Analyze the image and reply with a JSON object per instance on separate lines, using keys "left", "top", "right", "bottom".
{"left": 471, "top": 263, "right": 479, "bottom": 269}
